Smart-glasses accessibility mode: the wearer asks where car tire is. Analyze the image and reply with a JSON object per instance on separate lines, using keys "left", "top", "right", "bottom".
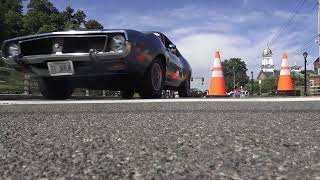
{"left": 38, "top": 78, "right": 73, "bottom": 100}
{"left": 120, "top": 91, "right": 134, "bottom": 99}
{"left": 178, "top": 76, "right": 191, "bottom": 97}
{"left": 139, "top": 58, "right": 164, "bottom": 99}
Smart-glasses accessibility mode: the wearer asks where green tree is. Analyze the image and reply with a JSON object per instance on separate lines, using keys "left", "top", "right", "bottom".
{"left": 62, "top": 7, "right": 86, "bottom": 30}
{"left": 1, "top": 0, "right": 104, "bottom": 42}
{"left": 27, "top": 0, "right": 58, "bottom": 14}
{"left": 4, "top": 10, "right": 24, "bottom": 37}
{"left": 0, "top": 0, "right": 23, "bottom": 43}
{"left": 0, "top": 0, "right": 23, "bottom": 13}
{"left": 63, "top": 6, "right": 74, "bottom": 22}
{"left": 85, "top": 20, "right": 104, "bottom": 29}
{"left": 74, "top": 10, "right": 86, "bottom": 25}
{"left": 23, "top": 11, "right": 52, "bottom": 34}
{"left": 222, "top": 58, "right": 249, "bottom": 92}
{"left": 0, "top": 0, "right": 103, "bottom": 68}
{"left": 291, "top": 71, "right": 304, "bottom": 87}
{"left": 261, "top": 76, "right": 278, "bottom": 93}
{"left": 244, "top": 81, "right": 260, "bottom": 94}
{"left": 23, "top": 0, "right": 62, "bottom": 34}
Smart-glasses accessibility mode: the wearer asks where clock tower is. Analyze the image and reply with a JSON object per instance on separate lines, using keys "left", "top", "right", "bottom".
{"left": 261, "top": 47, "right": 275, "bottom": 73}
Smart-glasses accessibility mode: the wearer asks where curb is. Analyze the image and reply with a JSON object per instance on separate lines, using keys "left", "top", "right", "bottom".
{"left": 0, "top": 94, "right": 44, "bottom": 100}
{"left": 0, "top": 94, "right": 122, "bottom": 100}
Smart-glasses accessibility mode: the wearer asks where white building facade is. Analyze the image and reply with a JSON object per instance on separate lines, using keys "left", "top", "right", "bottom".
{"left": 261, "top": 47, "right": 275, "bottom": 73}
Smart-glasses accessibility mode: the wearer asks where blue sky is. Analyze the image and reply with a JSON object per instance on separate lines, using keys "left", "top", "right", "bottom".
{"left": 24, "top": 0, "right": 319, "bottom": 88}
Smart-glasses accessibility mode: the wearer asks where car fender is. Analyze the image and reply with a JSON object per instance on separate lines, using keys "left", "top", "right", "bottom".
{"left": 125, "top": 30, "right": 169, "bottom": 76}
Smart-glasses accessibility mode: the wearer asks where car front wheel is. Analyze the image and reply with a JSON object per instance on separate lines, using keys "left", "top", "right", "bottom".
{"left": 139, "top": 59, "right": 164, "bottom": 99}
{"left": 38, "top": 78, "right": 73, "bottom": 100}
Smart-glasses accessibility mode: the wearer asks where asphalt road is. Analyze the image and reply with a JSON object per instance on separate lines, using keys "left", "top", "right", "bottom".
{"left": 0, "top": 100, "right": 320, "bottom": 179}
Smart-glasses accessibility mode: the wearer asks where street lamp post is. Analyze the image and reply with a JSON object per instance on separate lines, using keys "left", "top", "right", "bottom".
{"left": 259, "top": 80, "right": 262, "bottom": 97}
{"left": 303, "top": 52, "right": 308, "bottom": 96}
{"left": 251, "top": 71, "right": 254, "bottom": 96}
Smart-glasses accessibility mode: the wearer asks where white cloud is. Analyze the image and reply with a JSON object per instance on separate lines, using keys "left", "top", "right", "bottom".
{"left": 176, "top": 33, "right": 266, "bottom": 89}
{"left": 273, "top": 10, "right": 292, "bottom": 19}
{"left": 100, "top": 4, "right": 317, "bottom": 89}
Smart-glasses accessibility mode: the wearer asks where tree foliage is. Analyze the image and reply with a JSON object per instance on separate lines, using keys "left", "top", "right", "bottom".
{"left": 291, "top": 71, "right": 304, "bottom": 87}
{"left": 27, "top": 0, "right": 58, "bottom": 14}
{"left": 244, "top": 76, "right": 278, "bottom": 94}
{"left": 261, "top": 76, "right": 278, "bottom": 93}
{"left": 85, "top": 20, "right": 104, "bottom": 29}
{"left": 221, "top": 58, "right": 249, "bottom": 92}
{"left": 0, "top": 0, "right": 24, "bottom": 43}
{"left": 0, "top": 0, "right": 104, "bottom": 66}
{"left": 0, "top": 0, "right": 104, "bottom": 44}
{"left": 244, "top": 81, "right": 260, "bottom": 94}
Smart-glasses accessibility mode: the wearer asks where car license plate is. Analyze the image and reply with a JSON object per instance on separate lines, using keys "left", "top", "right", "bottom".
{"left": 47, "top": 61, "right": 74, "bottom": 76}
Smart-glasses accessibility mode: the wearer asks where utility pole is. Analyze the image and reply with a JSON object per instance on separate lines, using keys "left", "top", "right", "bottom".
{"left": 303, "top": 52, "right": 308, "bottom": 96}
{"left": 318, "top": 0, "right": 320, "bottom": 60}
{"left": 251, "top": 71, "right": 254, "bottom": 96}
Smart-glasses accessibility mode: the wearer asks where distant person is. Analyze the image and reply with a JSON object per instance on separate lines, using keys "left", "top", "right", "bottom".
{"left": 235, "top": 85, "right": 241, "bottom": 97}
{"left": 170, "top": 48, "right": 177, "bottom": 55}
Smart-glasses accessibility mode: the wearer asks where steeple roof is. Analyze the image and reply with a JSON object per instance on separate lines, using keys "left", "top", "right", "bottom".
{"left": 263, "top": 47, "right": 272, "bottom": 57}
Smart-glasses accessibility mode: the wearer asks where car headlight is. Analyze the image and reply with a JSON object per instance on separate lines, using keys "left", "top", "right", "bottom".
{"left": 110, "top": 35, "right": 125, "bottom": 52}
{"left": 7, "top": 43, "right": 20, "bottom": 58}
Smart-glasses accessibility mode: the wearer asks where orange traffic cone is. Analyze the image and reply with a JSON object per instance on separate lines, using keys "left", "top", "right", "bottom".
{"left": 277, "top": 52, "right": 294, "bottom": 95}
{"left": 209, "top": 51, "right": 227, "bottom": 96}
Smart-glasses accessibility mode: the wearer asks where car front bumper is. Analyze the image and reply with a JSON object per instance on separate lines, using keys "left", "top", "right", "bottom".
{"left": 2, "top": 46, "right": 135, "bottom": 77}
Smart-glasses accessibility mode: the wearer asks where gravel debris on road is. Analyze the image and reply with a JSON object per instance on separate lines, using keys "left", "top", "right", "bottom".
{"left": 0, "top": 101, "right": 320, "bottom": 179}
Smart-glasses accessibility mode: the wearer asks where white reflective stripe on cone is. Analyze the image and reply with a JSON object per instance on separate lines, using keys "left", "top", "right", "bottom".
{"left": 281, "top": 59, "right": 289, "bottom": 67}
{"left": 280, "top": 70, "right": 290, "bottom": 75}
{"left": 212, "top": 71, "right": 224, "bottom": 77}
{"left": 214, "top": 58, "right": 222, "bottom": 68}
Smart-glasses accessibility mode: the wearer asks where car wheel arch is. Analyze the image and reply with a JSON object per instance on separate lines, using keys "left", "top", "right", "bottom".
{"left": 154, "top": 54, "right": 167, "bottom": 77}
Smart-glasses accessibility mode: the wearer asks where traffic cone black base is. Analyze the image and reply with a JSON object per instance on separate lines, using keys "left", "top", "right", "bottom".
{"left": 277, "top": 90, "right": 299, "bottom": 96}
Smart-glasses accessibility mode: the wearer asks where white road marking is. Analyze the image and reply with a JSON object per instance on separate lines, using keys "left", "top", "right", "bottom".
{"left": 1, "top": 97, "right": 320, "bottom": 105}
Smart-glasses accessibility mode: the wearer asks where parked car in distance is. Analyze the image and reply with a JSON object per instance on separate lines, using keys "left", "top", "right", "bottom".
{"left": 190, "top": 88, "right": 203, "bottom": 97}
{"left": 203, "top": 90, "right": 209, "bottom": 97}
{"left": 1, "top": 29, "right": 192, "bottom": 99}
{"left": 227, "top": 91, "right": 234, "bottom": 96}
{"left": 240, "top": 90, "right": 249, "bottom": 97}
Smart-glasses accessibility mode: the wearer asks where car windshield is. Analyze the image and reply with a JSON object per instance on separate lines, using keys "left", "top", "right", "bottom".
{"left": 1, "top": 0, "right": 320, "bottom": 179}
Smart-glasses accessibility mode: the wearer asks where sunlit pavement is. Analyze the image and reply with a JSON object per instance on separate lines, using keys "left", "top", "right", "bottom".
{"left": 1, "top": 96, "right": 320, "bottom": 105}
{"left": 0, "top": 99, "right": 320, "bottom": 179}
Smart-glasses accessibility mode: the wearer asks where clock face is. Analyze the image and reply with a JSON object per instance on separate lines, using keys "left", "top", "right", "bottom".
{"left": 263, "top": 47, "right": 273, "bottom": 57}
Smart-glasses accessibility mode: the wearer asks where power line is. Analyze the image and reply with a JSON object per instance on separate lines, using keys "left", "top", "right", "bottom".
{"left": 250, "top": 0, "right": 318, "bottom": 72}
{"left": 268, "top": 0, "right": 307, "bottom": 47}
{"left": 260, "top": 1, "right": 316, "bottom": 57}
{"left": 268, "top": 0, "right": 307, "bottom": 46}
{"left": 251, "top": 0, "right": 308, "bottom": 67}
{"left": 295, "top": 33, "right": 320, "bottom": 53}
{"left": 283, "top": 2, "right": 319, "bottom": 57}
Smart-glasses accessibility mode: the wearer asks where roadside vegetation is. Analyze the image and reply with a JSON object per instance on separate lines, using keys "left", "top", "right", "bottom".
{"left": 0, "top": 0, "right": 104, "bottom": 45}
{"left": 222, "top": 58, "right": 249, "bottom": 92}
{"left": 0, "top": 0, "right": 104, "bottom": 94}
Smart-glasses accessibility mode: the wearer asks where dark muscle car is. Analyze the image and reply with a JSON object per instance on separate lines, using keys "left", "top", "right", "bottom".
{"left": 1, "top": 29, "right": 192, "bottom": 99}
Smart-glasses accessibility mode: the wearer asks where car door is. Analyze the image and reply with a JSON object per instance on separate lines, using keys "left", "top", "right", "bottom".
{"left": 162, "top": 35, "right": 183, "bottom": 86}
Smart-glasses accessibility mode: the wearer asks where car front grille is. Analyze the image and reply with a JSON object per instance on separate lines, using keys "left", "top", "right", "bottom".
{"left": 20, "top": 38, "right": 53, "bottom": 56}
{"left": 19, "top": 35, "right": 107, "bottom": 56}
{"left": 62, "top": 37, "right": 106, "bottom": 53}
